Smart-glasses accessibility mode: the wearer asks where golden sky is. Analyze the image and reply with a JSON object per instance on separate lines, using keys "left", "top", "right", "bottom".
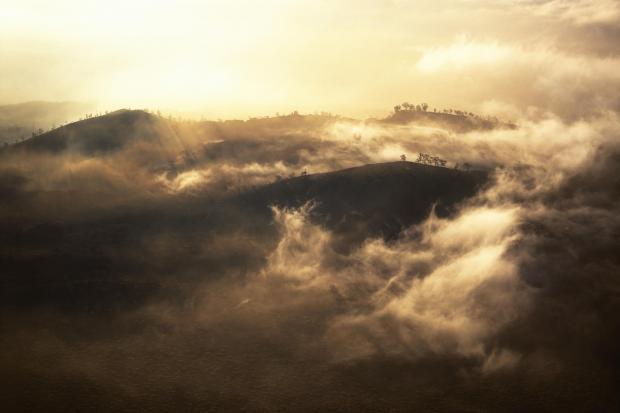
{"left": 1, "top": 0, "right": 619, "bottom": 118}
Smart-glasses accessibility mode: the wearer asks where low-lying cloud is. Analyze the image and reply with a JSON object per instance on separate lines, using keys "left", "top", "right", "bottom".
{"left": 2, "top": 98, "right": 620, "bottom": 411}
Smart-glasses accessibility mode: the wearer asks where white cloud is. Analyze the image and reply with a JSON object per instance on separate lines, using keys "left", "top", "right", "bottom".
{"left": 415, "top": 37, "right": 620, "bottom": 119}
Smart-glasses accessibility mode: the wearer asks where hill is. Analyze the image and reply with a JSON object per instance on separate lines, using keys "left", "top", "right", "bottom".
{"left": 0, "top": 160, "right": 489, "bottom": 311}
{"left": 10, "top": 109, "right": 170, "bottom": 155}
{"left": 377, "top": 109, "right": 516, "bottom": 132}
{"left": 5, "top": 109, "right": 341, "bottom": 158}
{"left": 243, "top": 161, "right": 489, "bottom": 246}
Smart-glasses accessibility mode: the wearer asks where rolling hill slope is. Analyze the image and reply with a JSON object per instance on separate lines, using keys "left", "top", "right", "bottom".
{"left": 11, "top": 109, "right": 166, "bottom": 154}
{"left": 243, "top": 161, "right": 489, "bottom": 245}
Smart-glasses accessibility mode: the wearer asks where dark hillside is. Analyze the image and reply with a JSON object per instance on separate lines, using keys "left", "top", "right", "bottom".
{"left": 1, "top": 161, "right": 488, "bottom": 311}
{"left": 245, "top": 161, "right": 489, "bottom": 245}
{"left": 12, "top": 110, "right": 167, "bottom": 155}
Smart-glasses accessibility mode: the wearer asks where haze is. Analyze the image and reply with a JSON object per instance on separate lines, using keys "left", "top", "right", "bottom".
{"left": 3, "top": 2, "right": 620, "bottom": 412}
{"left": 2, "top": 0, "right": 619, "bottom": 118}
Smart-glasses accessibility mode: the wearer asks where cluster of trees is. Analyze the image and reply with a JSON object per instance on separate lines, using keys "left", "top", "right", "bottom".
{"left": 442, "top": 109, "right": 474, "bottom": 117}
{"left": 416, "top": 152, "right": 447, "bottom": 167}
{"left": 402, "top": 152, "right": 473, "bottom": 170}
{"left": 394, "top": 102, "right": 429, "bottom": 113}
{"left": 74, "top": 111, "right": 113, "bottom": 122}
{"left": 393, "top": 102, "right": 501, "bottom": 123}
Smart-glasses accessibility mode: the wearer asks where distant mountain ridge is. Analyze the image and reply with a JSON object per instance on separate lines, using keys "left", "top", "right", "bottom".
{"left": 2, "top": 102, "right": 516, "bottom": 153}
{"left": 377, "top": 107, "right": 516, "bottom": 132}
{"left": 10, "top": 109, "right": 165, "bottom": 154}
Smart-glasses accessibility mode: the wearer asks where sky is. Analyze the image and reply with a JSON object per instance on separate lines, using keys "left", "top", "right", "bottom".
{"left": 1, "top": 0, "right": 619, "bottom": 118}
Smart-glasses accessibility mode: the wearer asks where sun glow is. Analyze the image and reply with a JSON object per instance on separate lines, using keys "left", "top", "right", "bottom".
{"left": 2, "top": 0, "right": 619, "bottom": 119}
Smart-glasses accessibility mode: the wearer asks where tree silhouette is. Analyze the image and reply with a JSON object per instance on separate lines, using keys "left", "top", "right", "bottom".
{"left": 400, "top": 154, "right": 407, "bottom": 162}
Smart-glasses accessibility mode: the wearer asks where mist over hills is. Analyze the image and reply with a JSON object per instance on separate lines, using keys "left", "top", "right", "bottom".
{"left": 4, "top": 0, "right": 620, "bottom": 410}
{"left": 1, "top": 108, "right": 490, "bottom": 310}
{"left": 246, "top": 162, "right": 488, "bottom": 246}
{"left": 7, "top": 107, "right": 502, "bottom": 152}
{"left": 12, "top": 109, "right": 159, "bottom": 154}
{"left": 2, "top": 103, "right": 620, "bottom": 412}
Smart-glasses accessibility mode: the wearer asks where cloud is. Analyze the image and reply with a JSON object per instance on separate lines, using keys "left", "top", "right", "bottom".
{"left": 529, "top": 0, "right": 620, "bottom": 26}
{"left": 415, "top": 37, "right": 620, "bottom": 119}
{"left": 3, "top": 95, "right": 620, "bottom": 410}
{"left": 260, "top": 200, "right": 529, "bottom": 364}
{"left": 464, "top": 0, "right": 620, "bottom": 26}
{"left": 417, "top": 38, "right": 511, "bottom": 72}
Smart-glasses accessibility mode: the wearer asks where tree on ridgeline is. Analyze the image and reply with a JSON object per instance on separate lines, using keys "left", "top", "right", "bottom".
{"left": 414, "top": 152, "right": 447, "bottom": 167}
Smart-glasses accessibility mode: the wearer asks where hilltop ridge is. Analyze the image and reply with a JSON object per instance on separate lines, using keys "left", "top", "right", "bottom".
{"left": 376, "top": 104, "right": 516, "bottom": 132}
{"left": 244, "top": 161, "right": 488, "bottom": 245}
{"left": 10, "top": 109, "right": 163, "bottom": 154}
